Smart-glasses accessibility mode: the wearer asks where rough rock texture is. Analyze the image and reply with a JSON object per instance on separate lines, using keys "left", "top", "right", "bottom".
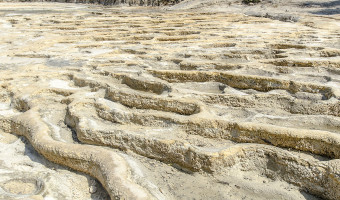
{"left": 0, "top": 2, "right": 339, "bottom": 200}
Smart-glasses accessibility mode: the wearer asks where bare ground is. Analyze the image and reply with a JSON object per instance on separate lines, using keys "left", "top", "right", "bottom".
{"left": 0, "top": 1, "right": 339, "bottom": 200}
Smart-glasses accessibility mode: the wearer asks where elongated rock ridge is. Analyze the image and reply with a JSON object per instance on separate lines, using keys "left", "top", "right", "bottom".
{"left": 0, "top": 2, "right": 339, "bottom": 200}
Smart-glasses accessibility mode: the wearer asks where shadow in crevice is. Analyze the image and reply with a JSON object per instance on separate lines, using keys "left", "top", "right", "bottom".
{"left": 310, "top": 8, "right": 340, "bottom": 15}
{"left": 300, "top": 191, "right": 323, "bottom": 200}
{"left": 300, "top": 0, "right": 340, "bottom": 15}
{"left": 301, "top": 0, "right": 340, "bottom": 8}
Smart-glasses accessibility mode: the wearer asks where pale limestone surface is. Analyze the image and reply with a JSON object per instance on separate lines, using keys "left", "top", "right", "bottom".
{"left": 0, "top": 2, "right": 339, "bottom": 200}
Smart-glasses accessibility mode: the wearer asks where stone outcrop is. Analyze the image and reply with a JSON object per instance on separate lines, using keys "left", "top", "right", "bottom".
{"left": 0, "top": 2, "right": 339, "bottom": 200}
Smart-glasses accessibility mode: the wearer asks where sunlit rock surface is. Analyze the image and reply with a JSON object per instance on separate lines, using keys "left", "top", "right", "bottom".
{"left": 0, "top": 2, "right": 339, "bottom": 200}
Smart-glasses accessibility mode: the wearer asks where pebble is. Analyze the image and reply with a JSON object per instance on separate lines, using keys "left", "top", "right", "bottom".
{"left": 89, "top": 185, "right": 97, "bottom": 194}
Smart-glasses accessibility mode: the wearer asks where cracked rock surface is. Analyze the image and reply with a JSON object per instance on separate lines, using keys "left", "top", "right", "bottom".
{"left": 0, "top": 2, "right": 339, "bottom": 200}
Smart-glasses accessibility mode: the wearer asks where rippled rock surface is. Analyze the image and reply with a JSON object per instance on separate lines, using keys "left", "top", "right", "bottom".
{"left": 0, "top": 2, "right": 339, "bottom": 200}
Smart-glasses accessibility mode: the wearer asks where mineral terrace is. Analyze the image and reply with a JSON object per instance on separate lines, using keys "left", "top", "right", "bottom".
{"left": 0, "top": 2, "right": 339, "bottom": 200}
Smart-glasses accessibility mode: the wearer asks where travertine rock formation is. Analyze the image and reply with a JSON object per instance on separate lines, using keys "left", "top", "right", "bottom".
{"left": 0, "top": 2, "right": 339, "bottom": 200}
